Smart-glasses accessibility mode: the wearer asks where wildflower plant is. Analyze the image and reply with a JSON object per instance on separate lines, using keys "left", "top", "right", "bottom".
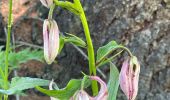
{"left": 0, "top": 0, "right": 140, "bottom": 100}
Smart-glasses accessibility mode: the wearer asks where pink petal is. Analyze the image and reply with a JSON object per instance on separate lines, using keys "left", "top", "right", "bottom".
{"left": 43, "top": 19, "right": 60, "bottom": 64}
{"left": 90, "top": 76, "right": 108, "bottom": 100}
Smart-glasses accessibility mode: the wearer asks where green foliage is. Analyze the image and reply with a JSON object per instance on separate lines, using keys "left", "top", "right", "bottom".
{"left": 0, "top": 77, "right": 49, "bottom": 95}
{"left": 107, "top": 62, "right": 120, "bottom": 100}
{"left": 64, "top": 33, "right": 86, "bottom": 48}
{"left": 54, "top": 0, "right": 81, "bottom": 15}
{"left": 97, "top": 41, "right": 119, "bottom": 62}
{"left": 36, "top": 78, "right": 91, "bottom": 99}
{"left": 59, "top": 33, "right": 86, "bottom": 53}
{"left": 96, "top": 41, "right": 122, "bottom": 67}
{"left": 0, "top": 48, "right": 44, "bottom": 69}
{"left": 59, "top": 36, "right": 65, "bottom": 53}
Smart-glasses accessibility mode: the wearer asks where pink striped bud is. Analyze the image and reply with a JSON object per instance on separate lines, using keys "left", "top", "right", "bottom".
{"left": 43, "top": 19, "right": 59, "bottom": 64}
{"left": 71, "top": 76, "right": 108, "bottom": 100}
{"left": 119, "top": 56, "right": 140, "bottom": 100}
{"left": 71, "top": 90, "right": 91, "bottom": 100}
{"left": 90, "top": 76, "right": 108, "bottom": 100}
{"left": 40, "top": 0, "right": 53, "bottom": 8}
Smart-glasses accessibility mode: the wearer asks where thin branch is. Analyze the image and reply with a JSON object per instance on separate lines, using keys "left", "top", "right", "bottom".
{"left": 0, "top": 38, "right": 43, "bottom": 49}
{"left": 71, "top": 44, "right": 106, "bottom": 79}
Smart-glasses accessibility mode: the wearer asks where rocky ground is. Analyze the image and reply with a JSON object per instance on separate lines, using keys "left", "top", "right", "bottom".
{"left": 0, "top": 0, "right": 170, "bottom": 100}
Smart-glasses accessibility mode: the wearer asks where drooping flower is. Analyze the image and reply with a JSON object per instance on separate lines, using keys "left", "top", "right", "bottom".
{"left": 43, "top": 19, "right": 59, "bottom": 64}
{"left": 119, "top": 56, "right": 140, "bottom": 100}
{"left": 40, "top": 0, "right": 53, "bottom": 8}
{"left": 90, "top": 76, "right": 108, "bottom": 100}
{"left": 71, "top": 90, "right": 91, "bottom": 100}
{"left": 71, "top": 76, "right": 108, "bottom": 100}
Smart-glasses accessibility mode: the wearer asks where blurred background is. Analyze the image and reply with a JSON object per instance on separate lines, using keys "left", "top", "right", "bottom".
{"left": 0, "top": 0, "right": 169, "bottom": 100}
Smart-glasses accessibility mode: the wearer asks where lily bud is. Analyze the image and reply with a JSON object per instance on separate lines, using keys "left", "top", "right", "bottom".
{"left": 43, "top": 19, "right": 59, "bottom": 64}
{"left": 71, "top": 90, "right": 91, "bottom": 100}
{"left": 40, "top": 0, "right": 53, "bottom": 8}
{"left": 119, "top": 56, "right": 140, "bottom": 100}
{"left": 70, "top": 76, "right": 108, "bottom": 100}
{"left": 90, "top": 76, "right": 108, "bottom": 100}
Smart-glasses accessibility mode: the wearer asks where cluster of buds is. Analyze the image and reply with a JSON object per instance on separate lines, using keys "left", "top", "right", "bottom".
{"left": 119, "top": 56, "right": 140, "bottom": 100}
{"left": 71, "top": 76, "right": 108, "bottom": 100}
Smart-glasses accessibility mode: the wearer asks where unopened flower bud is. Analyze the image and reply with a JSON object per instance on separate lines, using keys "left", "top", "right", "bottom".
{"left": 40, "top": 0, "right": 53, "bottom": 8}
{"left": 90, "top": 76, "right": 108, "bottom": 100}
{"left": 71, "top": 90, "right": 91, "bottom": 100}
{"left": 119, "top": 56, "right": 140, "bottom": 100}
{"left": 70, "top": 76, "right": 108, "bottom": 100}
{"left": 43, "top": 19, "right": 59, "bottom": 64}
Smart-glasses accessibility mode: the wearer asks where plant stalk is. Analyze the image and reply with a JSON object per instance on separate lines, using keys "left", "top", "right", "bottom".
{"left": 77, "top": 1, "right": 98, "bottom": 96}
{"left": 4, "top": 0, "right": 13, "bottom": 99}
{"left": 54, "top": 0, "right": 98, "bottom": 96}
{"left": 48, "top": 4, "right": 55, "bottom": 19}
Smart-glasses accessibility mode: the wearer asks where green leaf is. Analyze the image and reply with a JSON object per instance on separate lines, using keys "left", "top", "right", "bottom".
{"left": 96, "top": 50, "right": 123, "bottom": 67}
{"left": 96, "top": 41, "right": 121, "bottom": 63}
{"left": 0, "top": 48, "right": 44, "bottom": 69}
{"left": 0, "top": 77, "right": 50, "bottom": 95}
{"left": 64, "top": 33, "right": 86, "bottom": 48}
{"left": 58, "top": 36, "right": 65, "bottom": 53}
{"left": 107, "top": 62, "right": 120, "bottom": 100}
{"left": 36, "top": 78, "right": 91, "bottom": 99}
{"left": 56, "top": 1, "right": 81, "bottom": 15}
{"left": 10, "top": 48, "right": 43, "bottom": 67}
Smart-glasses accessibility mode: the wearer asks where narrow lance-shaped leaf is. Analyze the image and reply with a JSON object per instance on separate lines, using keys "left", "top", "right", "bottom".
{"left": 36, "top": 78, "right": 91, "bottom": 99}
{"left": 107, "top": 62, "right": 120, "bottom": 100}
{"left": 64, "top": 33, "right": 86, "bottom": 48}
{"left": 58, "top": 35, "right": 65, "bottom": 53}
{"left": 0, "top": 77, "right": 50, "bottom": 95}
{"left": 58, "top": 33, "right": 86, "bottom": 54}
{"left": 96, "top": 41, "right": 122, "bottom": 66}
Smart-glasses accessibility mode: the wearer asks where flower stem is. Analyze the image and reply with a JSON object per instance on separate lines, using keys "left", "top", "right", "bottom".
{"left": 4, "top": 0, "right": 13, "bottom": 99}
{"left": 48, "top": 4, "right": 55, "bottom": 19}
{"left": 117, "top": 46, "right": 133, "bottom": 57}
{"left": 54, "top": 0, "right": 98, "bottom": 96}
{"left": 76, "top": 2, "right": 98, "bottom": 96}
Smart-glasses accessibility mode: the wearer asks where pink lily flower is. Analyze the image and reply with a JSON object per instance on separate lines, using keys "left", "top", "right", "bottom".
{"left": 71, "top": 76, "right": 108, "bottom": 100}
{"left": 71, "top": 90, "right": 91, "bottom": 100}
{"left": 43, "top": 19, "right": 59, "bottom": 64}
{"left": 119, "top": 56, "right": 140, "bottom": 100}
{"left": 40, "top": 0, "right": 53, "bottom": 8}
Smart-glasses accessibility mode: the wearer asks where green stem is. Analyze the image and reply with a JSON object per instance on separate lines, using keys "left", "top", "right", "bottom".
{"left": 54, "top": 0, "right": 98, "bottom": 96}
{"left": 76, "top": 1, "right": 98, "bottom": 96}
{"left": 0, "top": 67, "right": 5, "bottom": 80}
{"left": 4, "top": 95, "right": 8, "bottom": 100}
{"left": 80, "top": 11, "right": 98, "bottom": 96}
{"left": 96, "top": 50, "right": 124, "bottom": 68}
{"left": 96, "top": 46, "right": 133, "bottom": 68}
{"left": 4, "top": 0, "right": 13, "bottom": 99}
{"left": 48, "top": 4, "right": 55, "bottom": 19}
{"left": 117, "top": 46, "right": 133, "bottom": 57}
